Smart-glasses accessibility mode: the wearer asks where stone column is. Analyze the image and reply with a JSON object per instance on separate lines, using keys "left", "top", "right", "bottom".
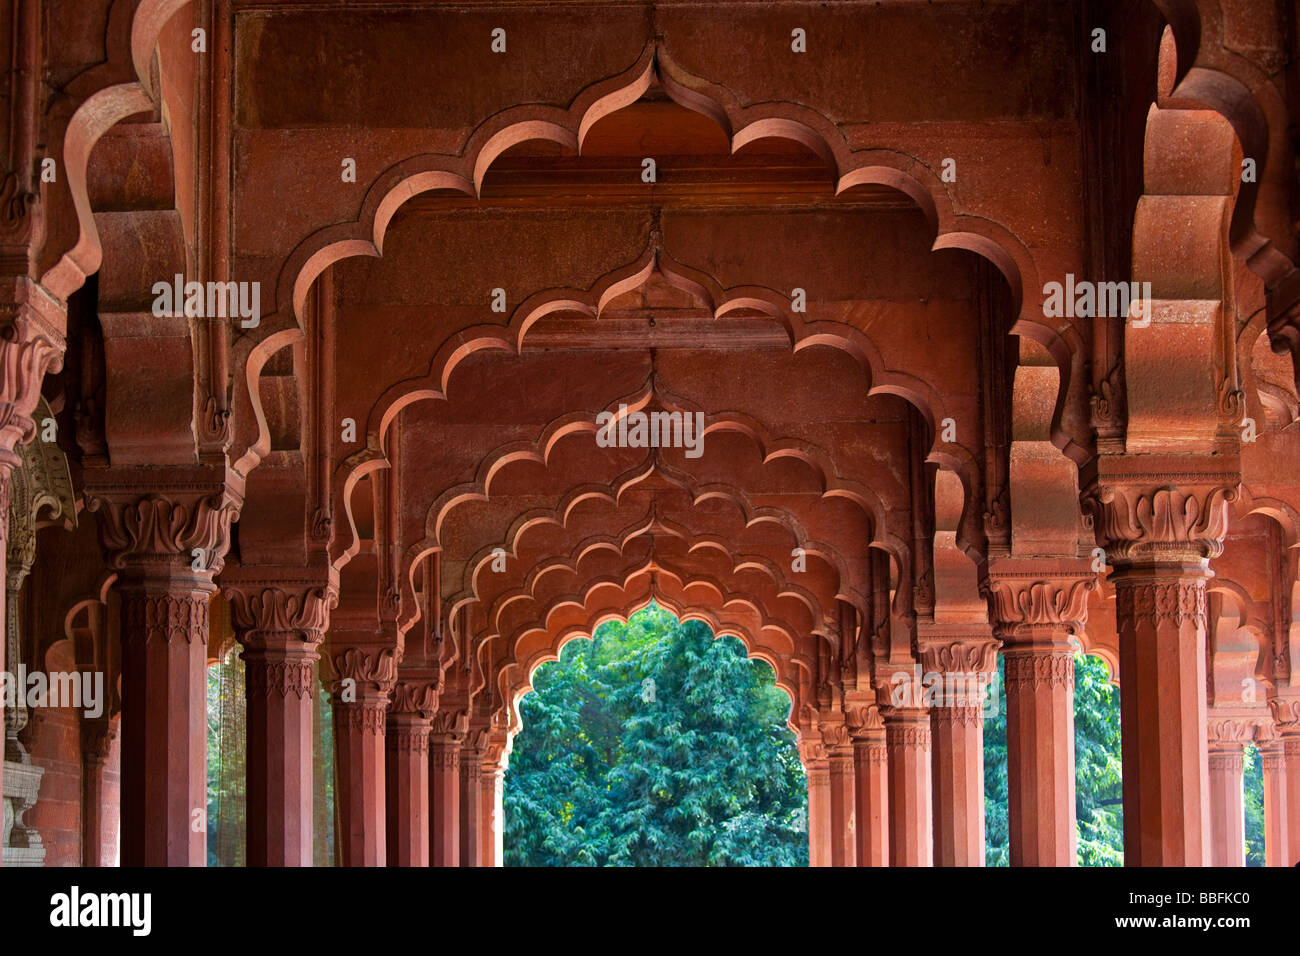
{"left": 921, "top": 631, "right": 997, "bottom": 866}
{"left": 428, "top": 731, "right": 461, "bottom": 867}
{"left": 1267, "top": 697, "right": 1300, "bottom": 866}
{"left": 480, "top": 758, "right": 506, "bottom": 867}
{"left": 81, "top": 720, "right": 120, "bottom": 866}
{"left": 1206, "top": 731, "right": 1245, "bottom": 867}
{"left": 87, "top": 487, "right": 237, "bottom": 866}
{"left": 0, "top": 278, "right": 67, "bottom": 866}
{"left": 459, "top": 739, "right": 484, "bottom": 866}
{"left": 1090, "top": 481, "right": 1234, "bottom": 866}
{"left": 847, "top": 704, "right": 888, "bottom": 866}
{"left": 1258, "top": 738, "right": 1290, "bottom": 866}
{"left": 385, "top": 685, "right": 434, "bottom": 868}
{"left": 827, "top": 742, "right": 857, "bottom": 867}
{"left": 988, "top": 565, "right": 1095, "bottom": 866}
{"left": 225, "top": 583, "right": 332, "bottom": 867}
{"left": 882, "top": 704, "right": 932, "bottom": 866}
{"left": 801, "top": 738, "right": 830, "bottom": 867}
{"left": 329, "top": 644, "right": 394, "bottom": 866}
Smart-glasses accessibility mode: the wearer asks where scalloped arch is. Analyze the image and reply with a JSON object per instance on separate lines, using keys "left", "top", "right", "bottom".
{"left": 493, "top": 568, "right": 808, "bottom": 745}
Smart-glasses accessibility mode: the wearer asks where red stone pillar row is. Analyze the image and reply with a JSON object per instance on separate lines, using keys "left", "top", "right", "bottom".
{"left": 224, "top": 581, "right": 334, "bottom": 867}
{"left": 1267, "top": 696, "right": 1300, "bottom": 866}
{"left": 881, "top": 701, "right": 933, "bottom": 866}
{"left": 85, "top": 482, "right": 239, "bottom": 866}
{"left": 920, "top": 630, "right": 997, "bottom": 866}
{"left": 385, "top": 681, "right": 437, "bottom": 867}
{"left": 0, "top": 277, "right": 67, "bottom": 867}
{"left": 429, "top": 714, "right": 463, "bottom": 867}
{"left": 80, "top": 720, "right": 120, "bottom": 866}
{"left": 847, "top": 704, "right": 888, "bottom": 866}
{"left": 328, "top": 642, "right": 396, "bottom": 866}
{"left": 1090, "top": 480, "right": 1235, "bottom": 866}
{"left": 1205, "top": 718, "right": 1248, "bottom": 867}
{"left": 988, "top": 563, "right": 1095, "bottom": 866}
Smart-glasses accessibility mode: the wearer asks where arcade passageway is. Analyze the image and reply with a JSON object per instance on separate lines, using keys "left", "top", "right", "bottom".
{"left": 1, "top": 0, "right": 1299, "bottom": 868}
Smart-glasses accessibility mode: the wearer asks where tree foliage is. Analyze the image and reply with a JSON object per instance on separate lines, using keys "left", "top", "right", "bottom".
{"left": 504, "top": 605, "right": 808, "bottom": 866}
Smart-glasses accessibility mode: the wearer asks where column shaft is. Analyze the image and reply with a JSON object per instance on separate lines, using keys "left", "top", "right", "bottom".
{"left": 333, "top": 695, "right": 388, "bottom": 866}
{"left": 429, "top": 737, "right": 461, "bottom": 867}
{"left": 852, "top": 731, "right": 888, "bottom": 866}
{"left": 118, "top": 579, "right": 213, "bottom": 866}
{"left": 805, "top": 757, "right": 830, "bottom": 867}
{"left": 930, "top": 703, "right": 986, "bottom": 866}
{"left": 480, "top": 764, "right": 505, "bottom": 867}
{"left": 1004, "top": 646, "right": 1077, "bottom": 866}
{"left": 1114, "top": 566, "right": 1211, "bottom": 866}
{"left": 884, "top": 708, "right": 932, "bottom": 866}
{"left": 459, "top": 751, "right": 483, "bottom": 866}
{"left": 386, "top": 713, "right": 431, "bottom": 866}
{"left": 1206, "top": 743, "right": 1244, "bottom": 866}
{"left": 828, "top": 749, "right": 857, "bottom": 867}
{"left": 1260, "top": 742, "right": 1290, "bottom": 866}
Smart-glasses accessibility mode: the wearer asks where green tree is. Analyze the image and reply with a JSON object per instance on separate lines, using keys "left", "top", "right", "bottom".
{"left": 1244, "top": 744, "right": 1265, "bottom": 866}
{"left": 504, "top": 605, "right": 807, "bottom": 866}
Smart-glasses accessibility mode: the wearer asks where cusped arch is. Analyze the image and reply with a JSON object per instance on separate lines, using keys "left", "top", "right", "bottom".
{"left": 493, "top": 568, "right": 808, "bottom": 748}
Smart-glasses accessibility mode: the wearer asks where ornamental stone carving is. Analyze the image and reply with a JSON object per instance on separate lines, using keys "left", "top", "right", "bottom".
{"left": 87, "top": 490, "right": 239, "bottom": 574}
{"left": 1085, "top": 482, "right": 1237, "bottom": 562}
{"left": 1002, "top": 649, "right": 1075, "bottom": 690}
{"left": 226, "top": 584, "right": 335, "bottom": 644}
{"left": 121, "top": 593, "right": 210, "bottom": 648}
{"left": 1114, "top": 580, "right": 1208, "bottom": 629}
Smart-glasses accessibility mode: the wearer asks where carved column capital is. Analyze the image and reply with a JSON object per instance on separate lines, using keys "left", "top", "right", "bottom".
{"left": 844, "top": 702, "right": 885, "bottom": 741}
{"left": 1266, "top": 693, "right": 1300, "bottom": 737}
{"left": 1083, "top": 476, "right": 1238, "bottom": 565}
{"left": 386, "top": 711, "right": 432, "bottom": 754}
{"left": 80, "top": 720, "right": 118, "bottom": 771}
{"left": 85, "top": 478, "right": 241, "bottom": 577}
{"left": 818, "top": 721, "right": 852, "bottom": 755}
{"left": 389, "top": 679, "right": 439, "bottom": 718}
{"left": 0, "top": 278, "right": 66, "bottom": 467}
{"left": 1206, "top": 714, "right": 1258, "bottom": 742}
{"left": 798, "top": 736, "right": 829, "bottom": 767}
{"left": 225, "top": 582, "right": 335, "bottom": 647}
{"left": 429, "top": 708, "right": 469, "bottom": 743}
{"left": 227, "top": 581, "right": 335, "bottom": 700}
{"left": 986, "top": 560, "right": 1096, "bottom": 645}
{"left": 329, "top": 645, "right": 398, "bottom": 697}
{"left": 916, "top": 629, "right": 999, "bottom": 676}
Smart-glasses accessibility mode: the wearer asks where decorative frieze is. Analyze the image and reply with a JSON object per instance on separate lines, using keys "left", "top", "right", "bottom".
{"left": 121, "top": 593, "right": 210, "bottom": 648}
{"left": 1114, "top": 579, "right": 1207, "bottom": 629}
{"left": 1002, "top": 648, "right": 1075, "bottom": 690}
{"left": 1084, "top": 481, "right": 1237, "bottom": 563}
{"left": 245, "top": 659, "right": 316, "bottom": 700}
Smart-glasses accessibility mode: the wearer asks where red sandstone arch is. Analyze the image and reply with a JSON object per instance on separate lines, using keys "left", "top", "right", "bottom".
{"left": 326, "top": 253, "right": 957, "bottom": 579}
{"left": 392, "top": 418, "right": 898, "bottom": 644}
{"left": 457, "top": 509, "right": 831, "bottom": 656}
{"left": 230, "top": 42, "right": 1091, "bottom": 502}
{"left": 488, "top": 566, "right": 809, "bottom": 745}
